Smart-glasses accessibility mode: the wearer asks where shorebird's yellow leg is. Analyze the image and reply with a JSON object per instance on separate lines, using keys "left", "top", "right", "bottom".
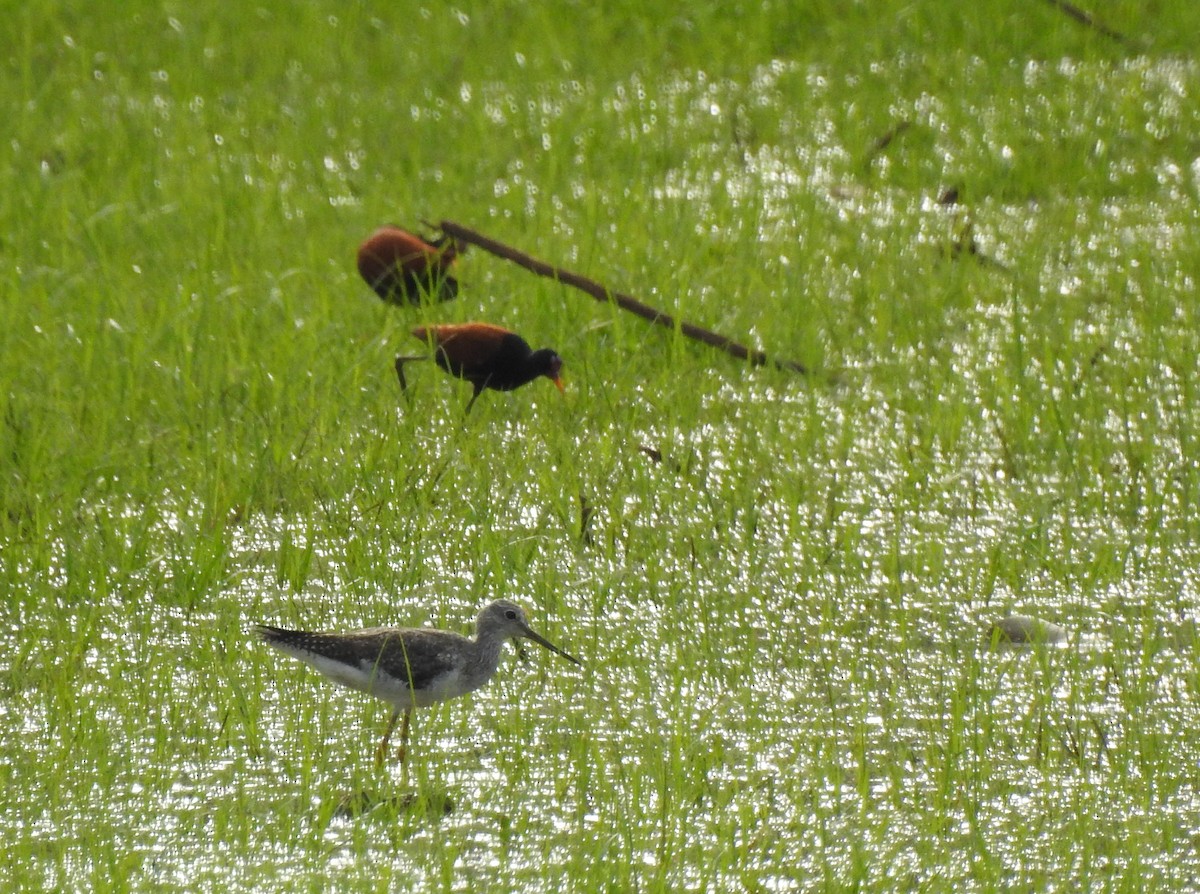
{"left": 375, "top": 709, "right": 401, "bottom": 768}
{"left": 396, "top": 710, "right": 414, "bottom": 786}
{"left": 396, "top": 710, "right": 412, "bottom": 765}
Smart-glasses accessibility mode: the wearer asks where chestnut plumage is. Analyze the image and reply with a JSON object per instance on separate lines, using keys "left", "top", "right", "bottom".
{"left": 357, "top": 226, "right": 459, "bottom": 304}
{"left": 397, "top": 322, "right": 564, "bottom": 413}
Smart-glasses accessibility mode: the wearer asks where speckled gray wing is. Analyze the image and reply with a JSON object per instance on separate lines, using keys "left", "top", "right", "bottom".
{"left": 365, "top": 628, "right": 467, "bottom": 692}
{"left": 257, "top": 625, "right": 467, "bottom": 693}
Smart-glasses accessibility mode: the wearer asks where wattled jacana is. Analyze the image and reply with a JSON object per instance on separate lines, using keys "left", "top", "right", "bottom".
{"left": 397, "top": 322, "right": 564, "bottom": 413}
{"left": 357, "top": 226, "right": 460, "bottom": 304}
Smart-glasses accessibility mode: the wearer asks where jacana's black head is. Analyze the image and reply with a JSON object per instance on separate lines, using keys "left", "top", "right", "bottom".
{"left": 530, "top": 349, "right": 565, "bottom": 392}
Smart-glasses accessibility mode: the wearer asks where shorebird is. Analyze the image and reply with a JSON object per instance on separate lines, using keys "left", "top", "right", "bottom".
{"left": 396, "top": 322, "right": 564, "bottom": 413}
{"left": 257, "top": 600, "right": 581, "bottom": 768}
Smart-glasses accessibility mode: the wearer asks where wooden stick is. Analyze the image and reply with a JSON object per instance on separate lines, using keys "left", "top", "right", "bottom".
{"left": 1041, "top": 0, "right": 1137, "bottom": 48}
{"left": 437, "top": 220, "right": 809, "bottom": 374}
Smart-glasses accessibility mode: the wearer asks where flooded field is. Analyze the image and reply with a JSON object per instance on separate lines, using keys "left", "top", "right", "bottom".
{"left": 3, "top": 5, "right": 1200, "bottom": 891}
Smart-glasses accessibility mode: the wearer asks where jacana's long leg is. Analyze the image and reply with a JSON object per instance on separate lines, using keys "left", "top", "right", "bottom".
{"left": 375, "top": 708, "right": 402, "bottom": 768}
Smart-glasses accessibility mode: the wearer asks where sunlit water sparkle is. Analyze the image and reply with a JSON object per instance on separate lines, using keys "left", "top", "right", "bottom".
{"left": 5, "top": 51, "right": 1200, "bottom": 893}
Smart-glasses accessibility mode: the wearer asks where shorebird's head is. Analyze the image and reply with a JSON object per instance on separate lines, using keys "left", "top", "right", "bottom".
{"left": 478, "top": 599, "right": 581, "bottom": 666}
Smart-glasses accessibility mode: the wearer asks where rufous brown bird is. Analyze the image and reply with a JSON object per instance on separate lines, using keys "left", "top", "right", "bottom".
{"left": 397, "top": 322, "right": 565, "bottom": 413}
{"left": 356, "top": 226, "right": 460, "bottom": 304}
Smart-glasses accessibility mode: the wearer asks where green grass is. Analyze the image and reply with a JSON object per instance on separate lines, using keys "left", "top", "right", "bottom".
{"left": 3, "top": 0, "right": 1200, "bottom": 890}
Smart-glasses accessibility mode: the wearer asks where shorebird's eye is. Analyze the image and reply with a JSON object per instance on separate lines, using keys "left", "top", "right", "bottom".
{"left": 505, "top": 609, "right": 517, "bottom": 620}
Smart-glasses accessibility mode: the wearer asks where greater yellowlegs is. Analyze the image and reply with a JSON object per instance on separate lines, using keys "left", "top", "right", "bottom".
{"left": 257, "top": 599, "right": 581, "bottom": 767}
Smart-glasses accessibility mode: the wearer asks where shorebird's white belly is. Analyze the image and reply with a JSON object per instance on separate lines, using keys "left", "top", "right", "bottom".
{"left": 408, "top": 669, "right": 478, "bottom": 707}
{"left": 301, "top": 652, "right": 478, "bottom": 709}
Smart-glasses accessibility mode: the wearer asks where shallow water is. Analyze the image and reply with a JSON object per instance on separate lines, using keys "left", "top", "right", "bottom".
{"left": 5, "top": 52, "right": 1200, "bottom": 892}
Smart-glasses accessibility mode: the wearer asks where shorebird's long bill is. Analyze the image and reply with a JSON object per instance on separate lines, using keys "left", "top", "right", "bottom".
{"left": 520, "top": 625, "right": 582, "bottom": 666}
{"left": 551, "top": 375, "right": 565, "bottom": 394}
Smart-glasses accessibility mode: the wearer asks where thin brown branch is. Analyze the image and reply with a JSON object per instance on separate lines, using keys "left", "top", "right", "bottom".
{"left": 437, "top": 220, "right": 809, "bottom": 374}
{"left": 1042, "top": 0, "right": 1137, "bottom": 48}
